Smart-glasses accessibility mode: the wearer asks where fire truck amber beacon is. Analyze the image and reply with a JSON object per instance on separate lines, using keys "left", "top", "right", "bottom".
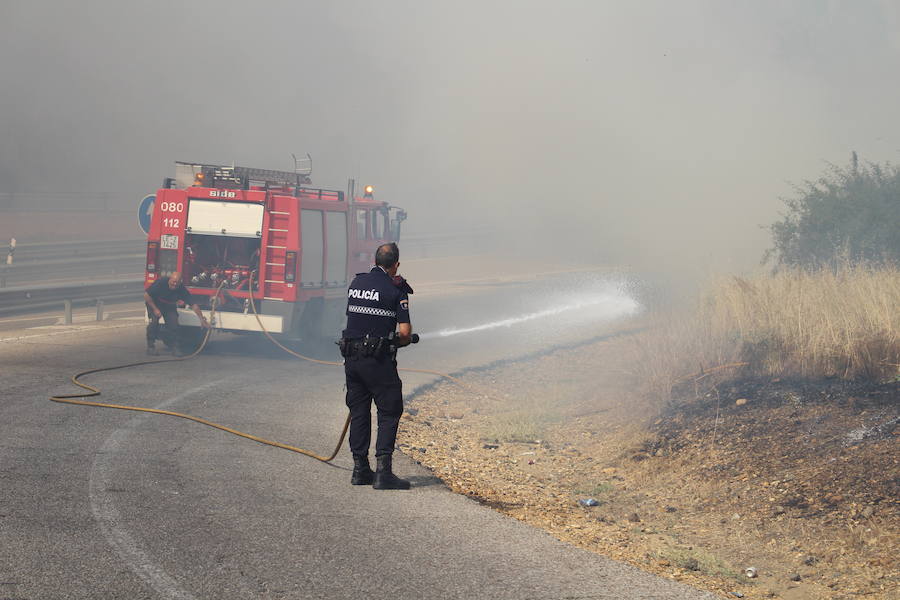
{"left": 143, "top": 161, "right": 408, "bottom": 343}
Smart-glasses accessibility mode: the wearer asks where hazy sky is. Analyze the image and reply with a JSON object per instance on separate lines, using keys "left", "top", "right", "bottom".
{"left": 2, "top": 1, "right": 899, "bottom": 271}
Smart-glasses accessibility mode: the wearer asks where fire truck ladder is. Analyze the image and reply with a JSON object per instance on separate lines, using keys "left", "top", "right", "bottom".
{"left": 176, "top": 156, "right": 313, "bottom": 189}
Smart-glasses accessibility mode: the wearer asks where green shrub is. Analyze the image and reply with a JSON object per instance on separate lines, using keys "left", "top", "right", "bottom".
{"left": 766, "top": 153, "right": 900, "bottom": 269}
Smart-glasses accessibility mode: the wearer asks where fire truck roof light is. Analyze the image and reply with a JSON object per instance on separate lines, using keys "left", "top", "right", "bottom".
{"left": 364, "top": 185, "right": 374, "bottom": 195}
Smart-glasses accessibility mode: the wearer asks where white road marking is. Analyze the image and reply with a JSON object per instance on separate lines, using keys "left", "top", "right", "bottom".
{"left": 0, "top": 320, "right": 143, "bottom": 343}
{"left": 0, "top": 313, "right": 142, "bottom": 326}
{"left": 89, "top": 380, "right": 221, "bottom": 600}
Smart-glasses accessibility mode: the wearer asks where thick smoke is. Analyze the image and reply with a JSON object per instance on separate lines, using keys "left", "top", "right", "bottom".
{"left": 2, "top": 1, "right": 900, "bottom": 272}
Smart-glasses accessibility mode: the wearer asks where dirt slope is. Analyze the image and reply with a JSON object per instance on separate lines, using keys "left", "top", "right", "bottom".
{"left": 398, "top": 327, "right": 899, "bottom": 600}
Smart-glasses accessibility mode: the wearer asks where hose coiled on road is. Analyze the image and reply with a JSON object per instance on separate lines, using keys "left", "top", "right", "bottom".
{"left": 50, "top": 275, "right": 472, "bottom": 463}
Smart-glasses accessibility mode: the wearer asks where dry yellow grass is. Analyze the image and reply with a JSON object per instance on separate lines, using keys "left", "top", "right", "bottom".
{"left": 634, "top": 264, "right": 900, "bottom": 404}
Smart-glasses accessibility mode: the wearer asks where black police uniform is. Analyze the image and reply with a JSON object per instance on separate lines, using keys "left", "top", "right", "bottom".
{"left": 342, "top": 266, "right": 411, "bottom": 458}
{"left": 145, "top": 277, "right": 193, "bottom": 350}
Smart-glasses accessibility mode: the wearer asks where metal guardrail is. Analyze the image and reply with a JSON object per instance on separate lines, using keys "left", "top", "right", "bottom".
{"left": 0, "top": 229, "right": 498, "bottom": 314}
{"left": 0, "top": 231, "right": 496, "bottom": 286}
{"left": 8, "top": 238, "right": 143, "bottom": 261}
{"left": 0, "top": 238, "right": 145, "bottom": 288}
{"left": 0, "top": 278, "right": 145, "bottom": 316}
{"left": 0, "top": 254, "right": 144, "bottom": 287}
{"left": 5, "top": 232, "right": 493, "bottom": 261}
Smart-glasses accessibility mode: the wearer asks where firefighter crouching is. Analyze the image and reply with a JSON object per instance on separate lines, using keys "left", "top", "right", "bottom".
{"left": 144, "top": 271, "right": 210, "bottom": 356}
{"left": 340, "top": 242, "right": 416, "bottom": 490}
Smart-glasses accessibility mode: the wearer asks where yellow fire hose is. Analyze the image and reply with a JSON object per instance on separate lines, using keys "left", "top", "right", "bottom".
{"left": 50, "top": 276, "right": 472, "bottom": 463}
{"left": 48, "top": 275, "right": 739, "bottom": 464}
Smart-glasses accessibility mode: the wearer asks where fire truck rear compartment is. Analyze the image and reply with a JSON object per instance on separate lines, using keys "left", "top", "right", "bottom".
{"left": 178, "top": 233, "right": 338, "bottom": 340}
{"left": 184, "top": 234, "right": 261, "bottom": 291}
{"left": 183, "top": 199, "right": 264, "bottom": 292}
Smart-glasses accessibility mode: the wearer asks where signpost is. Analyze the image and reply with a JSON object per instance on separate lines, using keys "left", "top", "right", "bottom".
{"left": 138, "top": 195, "right": 155, "bottom": 235}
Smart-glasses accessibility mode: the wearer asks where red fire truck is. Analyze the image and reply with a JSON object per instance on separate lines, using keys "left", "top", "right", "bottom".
{"left": 144, "top": 160, "right": 406, "bottom": 341}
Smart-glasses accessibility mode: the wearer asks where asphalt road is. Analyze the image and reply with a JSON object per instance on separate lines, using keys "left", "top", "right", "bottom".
{"left": 0, "top": 273, "right": 718, "bottom": 600}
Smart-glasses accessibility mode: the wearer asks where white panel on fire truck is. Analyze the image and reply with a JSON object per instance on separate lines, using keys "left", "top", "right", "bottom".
{"left": 177, "top": 308, "right": 284, "bottom": 333}
{"left": 186, "top": 200, "right": 264, "bottom": 237}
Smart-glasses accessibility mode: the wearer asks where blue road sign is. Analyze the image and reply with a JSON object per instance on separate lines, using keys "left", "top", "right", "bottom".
{"left": 138, "top": 195, "right": 155, "bottom": 235}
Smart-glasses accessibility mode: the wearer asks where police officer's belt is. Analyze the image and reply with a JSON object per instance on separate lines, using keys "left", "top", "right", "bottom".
{"left": 338, "top": 336, "right": 393, "bottom": 359}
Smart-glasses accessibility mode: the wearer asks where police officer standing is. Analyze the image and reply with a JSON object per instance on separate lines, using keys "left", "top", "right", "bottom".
{"left": 341, "top": 243, "right": 414, "bottom": 490}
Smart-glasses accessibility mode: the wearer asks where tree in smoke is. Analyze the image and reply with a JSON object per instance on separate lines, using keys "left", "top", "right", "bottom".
{"left": 765, "top": 152, "right": 900, "bottom": 268}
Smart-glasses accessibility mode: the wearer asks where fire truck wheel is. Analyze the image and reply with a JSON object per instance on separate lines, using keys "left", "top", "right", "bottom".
{"left": 180, "top": 327, "right": 207, "bottom": 353}
{"left": 287, "top": 298, "right": 324, "bottom": 342}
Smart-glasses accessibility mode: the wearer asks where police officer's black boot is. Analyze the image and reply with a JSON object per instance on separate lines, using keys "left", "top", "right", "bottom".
{"left": 372, "top": 454, "right": 410, "bottom": 490}
{"left": 351, "top": 454, "right": 374, "bottom": 485}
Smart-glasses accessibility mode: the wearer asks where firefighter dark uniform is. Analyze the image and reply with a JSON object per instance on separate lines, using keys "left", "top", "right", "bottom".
{"left": 341, "top": 266, "right": 411, "bottom": 489}
{"left": 145, "top": 277, "right": 193, "bottom": 353}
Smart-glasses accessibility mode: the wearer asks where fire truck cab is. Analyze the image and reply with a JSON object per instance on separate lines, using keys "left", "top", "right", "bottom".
{"left": 144, "top": 160, "right": 406, "bottom": 342}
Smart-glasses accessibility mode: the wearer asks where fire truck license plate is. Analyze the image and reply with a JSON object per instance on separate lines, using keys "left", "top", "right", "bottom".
{"left": 160, "top": 234, "right": 179, "bottom": 250}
